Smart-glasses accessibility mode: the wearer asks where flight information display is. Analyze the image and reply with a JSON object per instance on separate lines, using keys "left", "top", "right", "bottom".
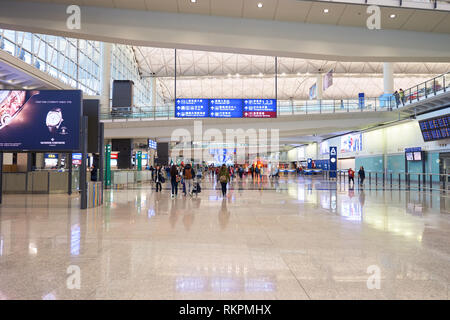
{"left": 419, "top": 114, "right": 450, "bottom": 141}
{"left": 175, "top": 99, "right": 277, "bottom": 118}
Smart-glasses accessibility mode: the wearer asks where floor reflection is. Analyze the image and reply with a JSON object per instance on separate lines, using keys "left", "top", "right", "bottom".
{"left": 0, "top": 176, "right": 449, "bottom": 299}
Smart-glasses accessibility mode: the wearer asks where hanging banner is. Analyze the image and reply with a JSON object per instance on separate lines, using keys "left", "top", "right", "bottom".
{"left": 329, "top": 146, "right": 337, "bottom": 178}
{"left": 358, "top": 93, "right": 365, "bottom": 109}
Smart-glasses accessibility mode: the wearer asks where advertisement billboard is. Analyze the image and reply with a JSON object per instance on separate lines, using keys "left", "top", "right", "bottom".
{"left": 340, "top": 133, "right": 363, "bottom": 153}
{"left": 0, "top": 90, "right": 82, "bottom": 151}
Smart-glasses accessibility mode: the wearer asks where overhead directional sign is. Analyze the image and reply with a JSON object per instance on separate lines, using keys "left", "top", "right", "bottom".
{"left": 210, "top": 99, "right": 243, "bottom": 118}
{"left": 175, "top": 99, "right": 209, "bottom": 118}
{"left": 175, "top": 99, "right": 277, "bottom": 118}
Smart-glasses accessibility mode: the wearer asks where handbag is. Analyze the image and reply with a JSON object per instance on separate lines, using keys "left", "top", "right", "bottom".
{"left": 219, "top": 175, "right": 227, "bottom": 183}
{"left": 176, "top": 175, "right": 181, "bottom": 183}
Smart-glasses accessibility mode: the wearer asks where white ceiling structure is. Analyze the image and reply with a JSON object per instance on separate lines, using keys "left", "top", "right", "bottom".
{"left": 16, "top": 0, "right": 450, "bottom": 33}
{"left": 134, "top": 47, "right": 450, "bottom": 100}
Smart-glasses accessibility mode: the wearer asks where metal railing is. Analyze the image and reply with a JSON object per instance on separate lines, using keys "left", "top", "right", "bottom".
{"left": 400, "top": 72, "right": 449, "bottom": 107}
{"left": 101, "top": 71, "right": 449, "bottom": 121}
{"left": 321, "top": 170, "right": 450, "bottom": 192}
{"left": 101, "top": 97, "right": 395, "bottom": 121}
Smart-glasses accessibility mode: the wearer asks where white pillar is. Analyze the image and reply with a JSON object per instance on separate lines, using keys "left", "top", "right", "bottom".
{"left": 316, "top": 74, "right": 323, "bottom": 100}
{"left": 101, "top": 42, "right": 112, "bottom": 114}
{"left": 151, "top": 77, "right": 157, "bottom": 107}
{"left": 383, "top": 62, "right": 394, "bottom": 94}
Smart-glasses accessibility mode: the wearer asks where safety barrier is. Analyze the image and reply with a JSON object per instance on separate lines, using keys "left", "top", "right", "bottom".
{"left": 110, "top": 170, "right": 153, "bottom": 188}
{"left": 321, "top": 170, "right": 450, "bottom": 192}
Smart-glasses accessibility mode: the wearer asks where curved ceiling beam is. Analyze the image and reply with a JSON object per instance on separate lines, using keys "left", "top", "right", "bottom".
{"left": 0, "top": 1, "right": 450, "bottom": 62}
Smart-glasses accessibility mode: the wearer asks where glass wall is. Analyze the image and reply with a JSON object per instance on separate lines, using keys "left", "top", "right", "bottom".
{"left": 0, "top": 29, "right": 101, "bottom": 96}
{"left": 0, "top": 29, "right": 153, "bottom": 108}
{"left": 111, "top": 44, "right": 153, "bottom": 108}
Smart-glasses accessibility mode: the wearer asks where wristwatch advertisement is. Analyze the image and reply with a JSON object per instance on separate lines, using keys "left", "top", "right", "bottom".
{"left": 46, "top": 108, "right": 64, "bottom": 133}
{"left": 0, "top": 90, "right": 81, "bottom": 152}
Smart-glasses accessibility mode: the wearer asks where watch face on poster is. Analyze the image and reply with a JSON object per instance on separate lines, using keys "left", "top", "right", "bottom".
{"left": 45, "top": 108, "right": 64, "bottom": 133}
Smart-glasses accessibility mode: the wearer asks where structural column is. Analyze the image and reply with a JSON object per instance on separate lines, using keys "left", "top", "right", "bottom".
{"left": 316, "top": 73, "right": 323, "bottom": 100}
{"left": 101, "top": 42, "right": 112, "bottom": 114}
{"left": 151, "top": 77, "right": 157, "bottom": 107}
{"left": 383, "top": 62, "right": 394, "bottom": 94}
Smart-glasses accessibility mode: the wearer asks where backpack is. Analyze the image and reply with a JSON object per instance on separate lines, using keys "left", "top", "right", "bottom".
{"left": 185, "top": 168, "right": 192, "bottom": 179}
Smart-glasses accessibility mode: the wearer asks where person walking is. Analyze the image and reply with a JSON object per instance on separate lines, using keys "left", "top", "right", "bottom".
{"left": 393, "top": 91, "right": 400, "bottom": 108}
{"left": 170, "top": 164, "right": 179, "bottom": 198}
{"left": 358, "top": 166, "right": 366, "bottom": 187}
{"left": 238, "top": 165, "right": 244, "bottom": 179}
{"left": 218, "top": 164, "right": 230, "bottom": 197}
{"left": 183, "top": 163, "right": 195, "bottom": 196}
{"left": 155, "top": 165, "right": 163, "bottom": 192}
{"left": 399, "top": 88, "right": 405, "bottom": 106}
{"left": 348, "top": 167, "right": 355, "bottom": 188}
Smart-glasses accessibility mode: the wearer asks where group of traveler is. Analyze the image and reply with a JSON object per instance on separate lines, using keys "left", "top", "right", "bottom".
{"left": 347, "top": 166, "right": 365, "bottom": 187}
{"left": 149, "top": 163, "right": 200, "bottom": 198}
{"left": 393, "top": 89, "right": 406, "bottom": 108}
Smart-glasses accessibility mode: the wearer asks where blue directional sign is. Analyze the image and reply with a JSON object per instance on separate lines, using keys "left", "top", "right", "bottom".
{"left": 175, "top": 98, "right": 277, "bottom": 118}
{"left": 210, "top": 99, "right": 243, "bottom": 118}
{"left": 243, "top": 99, "right": 277, "bottom": 112}
{"left": 329, "top": 146, "right": 337, "bottom": 178}
{"left": 175, "top": 99, "right": 209, "bottom": 118}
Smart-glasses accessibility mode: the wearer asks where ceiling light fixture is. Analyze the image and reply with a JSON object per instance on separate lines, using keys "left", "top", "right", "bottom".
{"left": 390, "top": 14, "right": 396, "bottom": 18}
{"left": 257, "top": 3, "right": 263, "bottom": 8}
{"left": 190, "top": 0, "right": 197, "bottom": 3}
{"left": 323, "top": 9, "right": 329, "bottom": 13}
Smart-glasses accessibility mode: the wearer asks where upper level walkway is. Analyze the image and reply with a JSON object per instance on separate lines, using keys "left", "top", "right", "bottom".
{"left": 101, "top": 72, "right": 450, "bottom": 122}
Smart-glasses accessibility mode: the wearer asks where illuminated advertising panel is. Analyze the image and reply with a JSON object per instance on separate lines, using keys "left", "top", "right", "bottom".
{"left": 0, "top": 90, "right": 82, "bottom": 151}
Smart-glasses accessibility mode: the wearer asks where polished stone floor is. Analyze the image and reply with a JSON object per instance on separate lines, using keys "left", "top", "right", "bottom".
{"left": 0, "top": 174, "right": 449, "bottom": 300}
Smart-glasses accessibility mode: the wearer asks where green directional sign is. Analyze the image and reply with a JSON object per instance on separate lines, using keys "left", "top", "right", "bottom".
{"left": 105, "top": 144, "right": 111, "bottom": 188}
{"left": 137, "top": 151, "right": 142, "bottom": 171}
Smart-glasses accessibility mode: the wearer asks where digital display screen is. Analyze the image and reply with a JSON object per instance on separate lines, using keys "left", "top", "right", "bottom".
{"left": 413, "top": 152, "right": 422, "bottom": 161}
{"left": 175, "top": 99, "right": 277, "bottom": 118}
{"left": 148, "top": 139, "right": 157, "bottom": 149}
{"left": 419, "top": 114, "right": 450, "bottom": 142}
{"left": 72, "top": 153, "right": 82, "bottom": 165}
{"left": 406, "top": 152, "right": 414, "bottom": 161}
{"left": 0, "top": 90, "right": 82, "bottom": 151}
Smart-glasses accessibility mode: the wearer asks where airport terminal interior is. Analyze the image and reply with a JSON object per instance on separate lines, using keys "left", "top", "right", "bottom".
{"left": 0, "top": 0, "right": 450, "bottom": 300}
